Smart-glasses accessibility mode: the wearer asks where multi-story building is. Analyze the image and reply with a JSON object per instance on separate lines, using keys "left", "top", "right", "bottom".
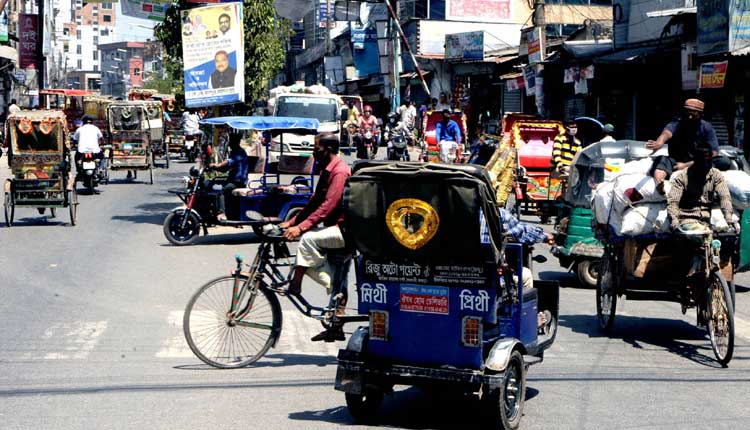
{"left": 62, "top": 0, "right": 117, "bottom": 72}
{"left": 99, "top": 41, "right": 145, "bottom": 97}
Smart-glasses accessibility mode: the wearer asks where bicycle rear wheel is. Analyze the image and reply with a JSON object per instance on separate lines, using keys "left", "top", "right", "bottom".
{"left": 706, "top": 271, "right": 734, "bottom": 366}
{"left": 184, "top": 276, "right": 281, "bottom": 368}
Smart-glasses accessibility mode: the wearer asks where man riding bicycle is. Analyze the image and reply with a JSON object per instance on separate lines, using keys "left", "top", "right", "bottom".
{"left": 279, "top": 132, "right": 351, "bottom": 341}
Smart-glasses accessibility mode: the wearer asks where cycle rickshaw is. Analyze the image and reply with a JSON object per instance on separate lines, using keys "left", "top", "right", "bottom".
{"left": 162, "top": 116, "right": 317, "bottom": 245}
{"left": 106, "top": 101, "right": 155, "bottom": 184}
{"left": 589, "top": 143, "right": 748, "bottom": 366}
{"left": 3, "top": 110, "right": 77, "bottom": 226}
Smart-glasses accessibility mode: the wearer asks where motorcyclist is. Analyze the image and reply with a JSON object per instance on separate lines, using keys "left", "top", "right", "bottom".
{"left": 73, "top": 116, "right": 105, "bottom": 180}
{"left": 357, "top": 105, "right": 379, "bottom": 159}
{"left": 384, "top": 112, "right": 410, "bottom": 161}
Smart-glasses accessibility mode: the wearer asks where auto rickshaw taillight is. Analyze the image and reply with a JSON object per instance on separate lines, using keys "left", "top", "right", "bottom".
{"left": 369, "top": 311, "right": 388, "bottom": 340}
{"left": 462, "top": 316, "right": 482, "bottom": 347}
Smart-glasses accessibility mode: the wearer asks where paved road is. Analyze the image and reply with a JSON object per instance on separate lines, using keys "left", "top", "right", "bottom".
{"left": 1, "top": 153, "right": 749, "bottom": 430}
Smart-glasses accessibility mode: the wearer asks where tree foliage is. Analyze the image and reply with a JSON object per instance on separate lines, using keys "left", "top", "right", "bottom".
{"left": 154, "top": 0, "right": 289, "bottom": 109}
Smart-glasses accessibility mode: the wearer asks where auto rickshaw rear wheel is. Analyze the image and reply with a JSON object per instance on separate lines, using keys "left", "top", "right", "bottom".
{"left": 67, "top": 189, "right": 77, "bottom": 226}
{"left": 163, "top": 210, "right": 201, "bottom": 245}
{"left": 576, "top": 259, "right": 599, "bottom": 289}
{"left": 345, "top": 389, "right": 384, "bottom": 423}
{"left": 482, "top": 349, "right": 525, "bottom": 430}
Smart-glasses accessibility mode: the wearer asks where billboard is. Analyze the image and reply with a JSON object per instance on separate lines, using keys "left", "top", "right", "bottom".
{"left": 730, "top": 0, "right": 750, "bottom": 55}
{"left": 19, "top": 13, "right": 38, "bottom": 69}
{"left": 121, "top": 0, "right": 171, "bottom": 22}
{"left": 699, "top": 61, "right": 728, "bottom": 89}
{"left": 446, "top": 0, "right": 512, "bottom": 23}
{"left": 181, "top": 3, "right": 245, "bottom": 107}
{"left": 445, "top": 31, "right": 484, "bottom": 61}
{"left": 697, "top": 0, "right": 729, "bottom": 55}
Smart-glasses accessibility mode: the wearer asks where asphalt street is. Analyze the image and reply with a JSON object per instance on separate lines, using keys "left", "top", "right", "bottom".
{"left": 1, "top": 149, "right": 749, "bottom": 430}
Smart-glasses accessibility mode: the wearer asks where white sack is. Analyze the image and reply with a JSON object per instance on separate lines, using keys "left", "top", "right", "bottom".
{"left": 619, "top": 203, "right": 670, "bottom": 236}
{"left": 722, "top": 170, "right": 750, "bottom": 209}
{"left": 617, "top": 158, "right": 654, "bottom": 177}
{"left": 613, "top": 173, "right": 668, "bottom": 205}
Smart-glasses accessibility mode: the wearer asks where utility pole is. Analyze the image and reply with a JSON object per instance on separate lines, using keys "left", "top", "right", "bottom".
{"left": 390, "top": 0, "right": 400, "bottom": 113}
{"left": 37, "top": 0, "right": 45, "bottom": 99}
{"left": 532, "top": 0, "right": 546, "bottom": 117}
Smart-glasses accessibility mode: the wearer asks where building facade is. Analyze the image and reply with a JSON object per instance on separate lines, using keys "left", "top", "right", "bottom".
{"left": 99, "top": 41, "right": 144, "bottom": 98}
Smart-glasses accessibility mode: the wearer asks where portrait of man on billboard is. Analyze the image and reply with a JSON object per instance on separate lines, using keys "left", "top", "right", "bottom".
{"left": 209, "top": 50, "right": 237, "bottom": 89}
{"left": 219, "top": 13, "right": 231, "bottom": 35}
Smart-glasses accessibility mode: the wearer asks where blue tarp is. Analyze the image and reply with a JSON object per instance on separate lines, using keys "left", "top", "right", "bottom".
{"left": 199, "top": 116, "right": 319, "bottom": 132}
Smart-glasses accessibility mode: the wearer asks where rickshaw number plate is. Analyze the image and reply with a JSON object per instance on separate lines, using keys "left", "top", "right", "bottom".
{"left": 400, "top": 285, "right": 449, "bottom": 315}
{"left": 82, "top": 162, "right": 96, "bottom": 170}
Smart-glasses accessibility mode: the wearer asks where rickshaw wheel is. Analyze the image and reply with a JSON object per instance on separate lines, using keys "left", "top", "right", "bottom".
{"left": 345, "top": 389, "right": 384, "bottom": 423}
{"left": 165, "top": 150, "right": 170, "bottom": 169}
{"left": 67, "top": 190, "right": 77, "bottom": 226}
{"left": 577, "top": 259, "right": 599, "bottom": 289}
{"left": 482, "top": 350, "right": 525, "bottom": 430}
{"left": 4, "top": 192, "right": 14, "bottom": 227}
{"left": 596, "top": 253, "right": 617, "bottom": 332}
{"left": 707, "top": 272, "right": 734, "bottom": 366}
{"left": 49, "top": 208, "right": 57, "bottom": 218}
{"left": 184, "top": 276, "right": 281, "bottom": 368}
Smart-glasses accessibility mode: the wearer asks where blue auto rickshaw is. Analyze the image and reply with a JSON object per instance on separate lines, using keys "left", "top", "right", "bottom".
{"left": 163, "top": 116, "right": 318, "bottom": 245}
{"left": 335, "top": 162, "right": 559, "bottom": 428}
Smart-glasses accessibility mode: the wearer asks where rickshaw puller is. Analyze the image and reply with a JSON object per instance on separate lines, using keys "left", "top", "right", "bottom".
{"left": 436, "top": 109, "right": 461, "bottom": 163}
{"left": 647, "top": 98, "right": 719, "bottom": 193}
{"left": 279, "top": 133, "right": 351, "bottom": 341}
{"left": 666, "top": 149, "right": 737, "bottom": 232}
{"left": 208, "top": 132, "right": 249, "bottom": 221}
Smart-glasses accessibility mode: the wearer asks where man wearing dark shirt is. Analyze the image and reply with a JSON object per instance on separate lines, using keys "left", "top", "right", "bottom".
{"left": 280, "top": 133, "right": 351, "bottom": 340}
{"left": 647, "top": 98, "right": 719, "bottom": 191}
{"left": 209, "top": 50, "right": 237, "bottom": 89}
{"left": 209, "top": 133, "right": 248, "bottom": 220}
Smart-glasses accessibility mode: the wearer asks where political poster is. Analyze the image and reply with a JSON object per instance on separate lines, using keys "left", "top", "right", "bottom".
{"left": 181, "top": 3, "right": 245, "bottom": 107}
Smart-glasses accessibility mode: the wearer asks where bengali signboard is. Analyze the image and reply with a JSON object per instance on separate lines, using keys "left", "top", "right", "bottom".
{"left": 527, "top": 27, "right": 544, "bottom": 64}
{"left": 446, "top": 0, "right": 511, "bottom": 23}
{"left": 445, "top": 31, "right": 484, "bottom": 61}
{"left": 181, "top": 2, "right": 245, "bottom": 107}
{"left": 19, "top": 13, "right": 38, "bottom": 69}
{"left": 699, "top": 61, "right": 728, "bottom": 89}
{"left": 121, "top": 0, "right": 171, "bottom": 22}
{"left": 697, "top": 0, "right": 729, "bottom": 55}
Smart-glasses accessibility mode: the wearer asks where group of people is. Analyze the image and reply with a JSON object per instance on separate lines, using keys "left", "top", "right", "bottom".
{"left": 343, "top": 98, "right": 419, "bottom": 160}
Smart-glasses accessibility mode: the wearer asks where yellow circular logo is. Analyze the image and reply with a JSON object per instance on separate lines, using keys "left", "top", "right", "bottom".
{"left": 385, "top": 198, "right": 440, "bottom": 250}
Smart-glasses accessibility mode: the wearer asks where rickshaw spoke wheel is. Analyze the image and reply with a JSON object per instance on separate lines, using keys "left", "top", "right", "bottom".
{"left": 596, "top": 252, "right": 617, "bottom": 332}
{"left": 707, "top": 272, "right": 734, "bottom": 366}
{"left": 184, "top": 276, "right": 280, "bottom": 368}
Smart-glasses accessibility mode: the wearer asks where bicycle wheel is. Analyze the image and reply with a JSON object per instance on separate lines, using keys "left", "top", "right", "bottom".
{"left": 184, "top": 276, "right": 281, "bottom": 368}
{"left": 596, "top": 251, "right": 617, "bottom": 332}
{"left": 706, "top": 271, "right": 734, "bottom": 366}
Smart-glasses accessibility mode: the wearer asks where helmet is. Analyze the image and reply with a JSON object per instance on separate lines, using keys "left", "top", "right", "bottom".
{"left": 387, "top": 112, "right": 398, "bottom": 122}
{"left": 82, "top": 115, "right": 94, "bottom": 124}
{"left": 363, "top": 105, "right": 373, "bottom": 113}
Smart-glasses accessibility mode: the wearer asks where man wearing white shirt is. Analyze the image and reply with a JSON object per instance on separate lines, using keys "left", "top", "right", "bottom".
{"left": 73, "top": 116, "right": 105, "bottom": 178}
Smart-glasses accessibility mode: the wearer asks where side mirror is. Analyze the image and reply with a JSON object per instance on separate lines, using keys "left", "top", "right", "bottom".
{"left": 340, "top": 108, "right": 349, "bottom": 122}
{"left": 532, "top": 254, "right": 548, "bottom": 264}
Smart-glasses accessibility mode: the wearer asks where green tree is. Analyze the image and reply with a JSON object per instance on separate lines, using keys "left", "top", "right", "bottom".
{"left": 154, "top": 0, "right": 289, "bottom": 108}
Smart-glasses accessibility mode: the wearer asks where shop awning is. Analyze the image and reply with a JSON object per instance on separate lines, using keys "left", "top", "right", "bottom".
{"left": 498, "top": 72, "right": 523, "bottom": 80}
{"left": 563, "top": 40, "right": 614, "bottom": 60}
{"left": 594, "top": 46, "right": 661, "bottom": 64}
{"left": 0, "top": 45, "right": 18, "bottom": 62}
{"left": 646, "top": 7, "right": 696, "bottom": 17}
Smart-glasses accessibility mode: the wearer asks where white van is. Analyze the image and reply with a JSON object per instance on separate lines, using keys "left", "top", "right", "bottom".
{"left": 271, "top": 93, "right": 341, "bottom": 159}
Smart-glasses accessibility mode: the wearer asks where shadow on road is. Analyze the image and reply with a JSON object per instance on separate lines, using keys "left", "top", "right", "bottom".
{"left": 111, "top": 202, "right": 176, "bottom": 225}
{"left": 157, "top": 231, "right": 262, "bottom": 247}
{"left": 3, "top": 214, "right": 68, "bottom": 228}
{"left": 289, "top": 385, "right": 543, "bottom": 429}
{"left": 173, "top": 353, "right": 337, "bottom": 370}
{"left": 560, "top": 314, "right": 725, "bottom": 368}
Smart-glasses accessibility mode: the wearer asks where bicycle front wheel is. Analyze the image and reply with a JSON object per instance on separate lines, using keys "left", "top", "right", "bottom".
{"left": 184, "top": 276, "right": 281, "bottom": 368}
{"left": 707, "top": 271, "right": 734, "bottom": 366}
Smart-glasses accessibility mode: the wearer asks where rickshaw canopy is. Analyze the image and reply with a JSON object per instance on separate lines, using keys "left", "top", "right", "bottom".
{"left": 199, "top": 116, "right": 319, "bottom": 134}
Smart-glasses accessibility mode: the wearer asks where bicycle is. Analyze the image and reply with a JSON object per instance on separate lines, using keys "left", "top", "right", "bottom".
{"left": 183, "top": 221, "right": 367, "bottom": 368}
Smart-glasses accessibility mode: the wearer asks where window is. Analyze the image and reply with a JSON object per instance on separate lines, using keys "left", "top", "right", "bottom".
{"left": 93, "top": 65, "right": 98, "bottom": 71}
{"left": 93, "top": 36, "right": 98, "bottom": 45}
{"left": 93, "top": 51, "right": 98, "bottom": 60}
{"left": 102, "top": 2, "right": 112, "bottom": 9}
{"left": 77, "top": 59, "right": 82, "bottom": 69}
{"left": 76, "top": 45, "right": 81, "bottom": 54}
{"left": 76, "top": 29, "right": 81, "bottom": 39}
{"left": 101, "top": 29, "right": 108, "bottom": 36}
{"left": 103, "top": 15, "right": 112, "bottom": 22}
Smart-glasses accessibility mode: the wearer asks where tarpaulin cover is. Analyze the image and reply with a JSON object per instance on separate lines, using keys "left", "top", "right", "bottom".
{"left": 199, "top": 116, "right": 319, "bottom": 133}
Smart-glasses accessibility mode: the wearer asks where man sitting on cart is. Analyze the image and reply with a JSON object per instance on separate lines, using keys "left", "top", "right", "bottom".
{"left": 646, "top": 98, "right": 719, "bottom": 193}
{"left": 279, "top": 132, "right": 351, "bottom": 341}
{"left": 436, "top": 109, "right": 462, "bottom": 163}
{"left": 208, "top": 132, "right": 249, "bottom": 221}
{"left": 666, "top": 148, "right": 737, "bottom": 233}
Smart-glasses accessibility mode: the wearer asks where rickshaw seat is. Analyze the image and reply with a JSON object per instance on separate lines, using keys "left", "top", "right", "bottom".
{"left": 232, "top": 187, "right": 264, "bottom": 197}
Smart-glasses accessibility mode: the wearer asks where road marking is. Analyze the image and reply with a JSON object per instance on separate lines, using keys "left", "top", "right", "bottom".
{"left": 39, "top": 321, "right": 108, "bottom": 360}
{"left": 274, "top": 312, "right": 341, "bottom": 357}
{"left": 155, "top": 311, "right": 193, "bottom": 358}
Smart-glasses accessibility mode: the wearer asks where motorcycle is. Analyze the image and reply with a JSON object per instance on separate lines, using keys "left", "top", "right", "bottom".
{"left": 358, "top": 126, "right": 378, "bottom": 160}
{"left": 182, "top": 132, "right": 201, "bottom": 163}
{"left": 386, "top": 131, "right": 409, "bottom": 161}
{"left": 77, "top": 152, "right": 106, "bottom": 194}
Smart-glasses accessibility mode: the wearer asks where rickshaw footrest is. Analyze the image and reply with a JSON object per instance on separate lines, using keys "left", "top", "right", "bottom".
{"left": 523, "top": 354, "right": 543, "bottom": 366}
